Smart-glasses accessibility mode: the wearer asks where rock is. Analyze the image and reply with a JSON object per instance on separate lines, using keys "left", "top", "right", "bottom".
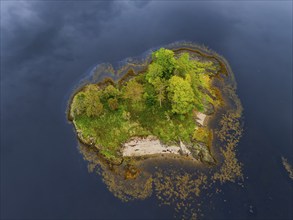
{"left": 203, "top": 102, "right": 215, "bottom": 115}
{"left": 195, "top": 112, "right": 207, "bottom": 126}
{"left": 179, "top": 140, "right": 191, "bottom": 156}
{"left": 109, "top": 156, "right": 123, "bottom": 166}
{"left": 122, "top": 136, "right": 191, "bottom": 157}
{"left": 190, "top": 143, "right": 216, "bottom": 165}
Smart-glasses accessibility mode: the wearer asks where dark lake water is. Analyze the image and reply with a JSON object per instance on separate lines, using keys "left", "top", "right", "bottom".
{"left": 1, "top": 1, "right": 292, "bottom": 219}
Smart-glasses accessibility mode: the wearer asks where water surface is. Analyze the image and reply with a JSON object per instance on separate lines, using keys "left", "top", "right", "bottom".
{"left": 1, "top": 1, "right": 292, "bottom": 219}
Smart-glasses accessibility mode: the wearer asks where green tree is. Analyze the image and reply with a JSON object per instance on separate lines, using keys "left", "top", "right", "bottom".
{"left": 143, "top": 92, "right": 156, "bottom": 107}
{"left": 102, "top": 85, "right": 120, "bottom": 99}
{"left": 83, "top": 86, "right": 104, "bottom": 117}
{"left": 123, "top": 80, "right": 144, "bottom": 103}
{"left": 71, "top": 92, "right": 86, "bottom": 117}
{"left": 174, "top": 53, "right": 195, "bottom": 77}
{"left": 152, "top": 77, "right": 167, "bottom": 107}
{"left": 186, "top": 73, "right": 204, "bottom": 111}
{"left": 168, "top": 75, "right": 195, "bottom": 114}
{"left": 152, "top": 48, "right": 176, "bottom": 79}
{"left": 145, "top": 63, "right": 163, "bottom": 84}
{"left": 192, "top": 60, "right": 217, "bottom": 75}
{"left": 84, "top": 92, "right": 104, "bottom": 117}
{"left": 145, "top": 63, "right": 168, "bottom": 107}
{"left": 108, "top": 98, "right": 119, "bottom": 110}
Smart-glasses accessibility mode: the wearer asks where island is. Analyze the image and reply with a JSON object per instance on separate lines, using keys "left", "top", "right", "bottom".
{"left": 69, "top": 47, "right": 223, "bottom": 165}
{"left": 67, "top": 43, "right": 244, "bottom": 217}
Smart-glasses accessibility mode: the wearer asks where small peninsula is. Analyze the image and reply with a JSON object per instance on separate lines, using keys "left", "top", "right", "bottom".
{"left": 69, "top": 48, "right": 222, "bottom": 165}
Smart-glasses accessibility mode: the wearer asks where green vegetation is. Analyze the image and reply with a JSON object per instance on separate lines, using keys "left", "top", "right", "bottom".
{"left": 168, "top": 75, "right": 195, "bottom": 114}
{"left": 70, "top": 48, "right": 220, "bottom": 162}
{"left": 193, "top": 127, "right": 212, "bottom": 144}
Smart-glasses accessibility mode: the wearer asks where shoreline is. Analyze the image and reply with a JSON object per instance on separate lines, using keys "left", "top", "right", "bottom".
{"left": 122, "top": 136, "right": 192, "bottom": 157}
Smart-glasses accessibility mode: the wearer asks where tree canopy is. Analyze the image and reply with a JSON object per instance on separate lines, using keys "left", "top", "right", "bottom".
{"left": 168, "top": 75, "right": 195, "bottom": 114}
{"left": 152, "top": 48, "right": 176, "bottom": 79}
{"left": 123, "top": 80, "right": 144, "bottom": 103}
{"left": 174, "top": 53, "right": 195, "bottom": 77}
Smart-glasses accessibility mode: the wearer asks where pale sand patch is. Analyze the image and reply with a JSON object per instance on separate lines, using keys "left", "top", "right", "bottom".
{"left": 196, "top": 112, "right": 207, "bottom": 126}
{"left": 122, "top": 136, "right": 191, "bottom": 157}
{"left": 122, "top": 112, "right": 207, "bottom": 157}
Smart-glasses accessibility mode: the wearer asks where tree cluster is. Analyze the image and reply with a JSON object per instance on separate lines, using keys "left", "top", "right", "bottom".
{"left": 144, "top": 48, "right": 215, "bottom": 114}
{"left": 71, "top": 48, "right": 217, "bottom": 119}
